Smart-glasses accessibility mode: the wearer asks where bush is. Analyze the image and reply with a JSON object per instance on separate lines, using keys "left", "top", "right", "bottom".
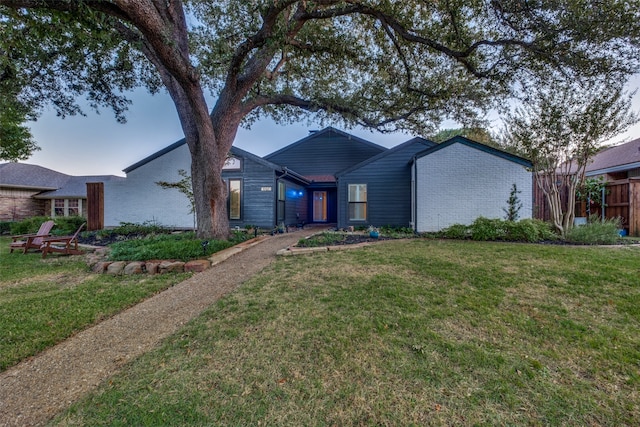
{"left": 441, "top": 218, "right": 559, "bottom": 243}
{"left": 440, "top": 224, "right": 469, "bottom": 240}
{"left": 470, "top": 217, "right": 506, "bottom": 241}
{"left": 109, "top": 232, "right": 235, "bottom": 262}
{"left": 522, "top": 218, "right": 558, "bottom": 241}
{"left": 378, "top": 225, "right": 415, "bottom": 238}
{"left": 297, "top": 232, "right": 346, "bottom": 247}
{"left": 565, "top": 217, "right": 622, "bottom": 245}
{"left": 50, "top": 216, "right": 86, "bottom": 235}
{"left": 0, "top": 222, "right": 11, "bottom": 235}
{"left": 9, "top": 216, "right": 53, "bottom": 235}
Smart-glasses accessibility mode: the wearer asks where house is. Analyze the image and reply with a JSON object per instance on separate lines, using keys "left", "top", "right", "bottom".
{"left": 337, "top": 137, "right": 436, "bottom": 228}
{"left": 413, "top": 136, "right": 533, "bottom": 232}
{"left": 103, "top": 127, "right": 533, "bottom": 232}
{"left": 583, "top": 137, "right": 640, "bottom": 235}
{"left": 0, "top": 162, "right": 123, "bottom": 222}
{"left": 533, "top": 137, "right": 640, "bottom": 236}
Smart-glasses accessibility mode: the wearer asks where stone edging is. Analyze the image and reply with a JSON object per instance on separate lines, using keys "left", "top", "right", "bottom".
{"left": 84, "top": 235, "right": 271, "bottom": 275}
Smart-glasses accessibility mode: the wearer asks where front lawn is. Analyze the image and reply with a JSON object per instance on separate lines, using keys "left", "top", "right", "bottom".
{"left": 55, "top": 240, "right": 640, "bottom": 426}
{"left": 0, "top": 237, "right": 189, "bottom": 371}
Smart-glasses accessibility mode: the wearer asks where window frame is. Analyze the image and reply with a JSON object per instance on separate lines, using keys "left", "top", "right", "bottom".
{"left": 348, "top": 184, "right": 367, "bottom": 221}
{"left": 52, "top": 198, "right": 83, "bottom": 217}
{"left": 228, "top": 179, "right": 242, "bottom": 220}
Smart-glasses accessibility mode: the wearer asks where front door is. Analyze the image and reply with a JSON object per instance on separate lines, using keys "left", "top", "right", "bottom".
{"left": 313, "top": 191, "right": 327, "bottom": 222}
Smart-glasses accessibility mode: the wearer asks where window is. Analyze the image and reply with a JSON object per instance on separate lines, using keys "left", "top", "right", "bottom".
{"left": 229, "top": 179, "right": 241, "bottom": 220}
{"left": 223, "top": 156, "right": 241, "bottom": 170}
{"left": 277, "top": 182, "right": 286, "bottom": 223}
{"left": 348, "top": 184, "right": 367, "bottom": 221}
{"left": 52, "top": 199, "right": 83, "bottom": 217}
{"left": 54, "top": 199, "right": 65, "bottom": 216}
{"left": 68, "top": 199, "right": 79, "bottom": 216}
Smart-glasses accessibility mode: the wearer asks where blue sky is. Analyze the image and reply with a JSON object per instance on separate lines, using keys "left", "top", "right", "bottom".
{"left": 26, "top": 77, "right": 640, "bottom": 177}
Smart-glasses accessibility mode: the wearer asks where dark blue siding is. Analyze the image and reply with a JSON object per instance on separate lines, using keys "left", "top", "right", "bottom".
{"left": 223, "top": 156, "right": 277, "bottom": 229}
{"left": 337, "top": 139, "right": 435, "bottom": 228}
{"left": 277, "top": 178, "right": 308, "bottom": 227}
{"left": 265, "top": 128, "right": 386, "bottom": 176}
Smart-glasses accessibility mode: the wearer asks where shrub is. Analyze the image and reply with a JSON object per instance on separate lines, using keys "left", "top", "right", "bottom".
{"left": 108, "top": 232, "right": 234, "bottom": 262}
{"left": 50, "top": 216, "right": 86, "bottom": 235}
{"left": 470, "top": 217, "right": 506, "bottom": 241}
{"left": 440, "top": 223, "right": 469, "bottom": 240}
{"left": 523, "top": 218, "right": 559, "bottom": 241}
{"left": 378, "top": 225, "right": 415, "bottom": 238}
{"left": 9, "top": 216, "right": 52, "bottom": 235}
{"left": 298, "top": 232, "right": 346, "bottom": 247}
{"left": 565, "top": 217, "right": 622, "bottom": 245}
{"left": 0, "top": 222, "right": 11, "bottom": 235}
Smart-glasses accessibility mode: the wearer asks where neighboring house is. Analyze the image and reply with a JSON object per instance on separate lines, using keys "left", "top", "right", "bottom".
{"left": 534, "top": 137, "right": 640, "bottom": 235}
{"left": 0, "top": 162, "right": 123, "bottom": 222}
{"left": 413, "top": 136, "right": 533, "bottom": 232}
{"left": 103, "top": 127, "right": 533, "bottom": 232}
{"left": 585, "top": 137, "right": 640, "bottom": 179}
{"left": 583, "top": 137, "right": 640, "bottom": 235}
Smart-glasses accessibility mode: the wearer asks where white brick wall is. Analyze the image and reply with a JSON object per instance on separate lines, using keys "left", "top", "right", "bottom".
{"left": 104, "top": 144, "right": 194, "bottom": 228}
{"left": 415, "top": 143, "right": 532, "bottom": 232}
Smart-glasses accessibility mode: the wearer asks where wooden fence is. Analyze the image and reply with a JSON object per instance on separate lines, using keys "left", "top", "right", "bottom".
{"left": 86, "top": 182, "right": 104, "bottom": 231}
{"left": 533, "top": 178, "right": 640, "bottom": 236}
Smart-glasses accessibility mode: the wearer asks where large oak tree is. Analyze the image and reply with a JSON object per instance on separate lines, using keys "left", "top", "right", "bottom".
{"left": 1, "top": 1, "right": 639, "bottom": 238}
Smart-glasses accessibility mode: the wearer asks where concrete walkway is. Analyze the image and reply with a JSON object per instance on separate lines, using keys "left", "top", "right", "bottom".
{"left": 0, "top": 228, "right": 314, "bottom": 427}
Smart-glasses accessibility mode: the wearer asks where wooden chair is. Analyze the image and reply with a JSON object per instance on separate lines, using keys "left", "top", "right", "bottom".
{"left": 9, "top": 220, "right": 56, "bottom": 254}
{"left": 40, "top": 223, "right": 86, "bottom": 258}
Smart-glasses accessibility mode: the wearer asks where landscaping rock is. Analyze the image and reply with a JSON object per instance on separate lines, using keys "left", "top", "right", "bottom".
{"left": 92, "top": 261, "right": 112, "bottom": 274}
{"left": 106, "top": 261, "right": 126, "bottom": 275}
{"left": 159, "top": 261, "right": 185, "bottom": 274}
{"left": 184, "top": 259, "right": 210, "bottom": 273}
{"left": 145, "top": 262, "right": 160, "bottom": 275}
{"left": 124, "top": 262, "right": 145, "bottom": 275}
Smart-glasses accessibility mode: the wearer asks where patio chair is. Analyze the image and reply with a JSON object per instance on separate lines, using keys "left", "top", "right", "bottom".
{"left": 9, "top": 220, "right": 56, "bottom": 254}
{"left": 40, "top": 223, "right": 86, "bottom": 258}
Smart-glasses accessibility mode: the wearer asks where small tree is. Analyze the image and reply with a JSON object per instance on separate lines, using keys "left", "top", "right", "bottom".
{"left": 503, "top": 183, "right": 522, "bottom": 222}
{"left": 156, "top": 170, "right": 195, "bottom": 231}
{"left": 502, "top": 77, "right": 638, "bottom": 238}
{"left": 577, "top": 176, "right": 608, "bottom": 218}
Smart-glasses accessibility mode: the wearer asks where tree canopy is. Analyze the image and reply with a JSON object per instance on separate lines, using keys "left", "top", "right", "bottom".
{"left": 2, "top": 1, "right": 639, "bottom": 237}
{"left": 501, "top": 76, "right": 638, "bottom": 236}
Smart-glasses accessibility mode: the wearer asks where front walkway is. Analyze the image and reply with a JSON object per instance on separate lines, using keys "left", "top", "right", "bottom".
{"left": 0, "top": 228, "right": 315, "bottom": 427}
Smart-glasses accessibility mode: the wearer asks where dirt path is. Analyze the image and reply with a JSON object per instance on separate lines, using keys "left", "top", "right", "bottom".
{"left": 0, "top": 229, "right": 313, "bottom": 427}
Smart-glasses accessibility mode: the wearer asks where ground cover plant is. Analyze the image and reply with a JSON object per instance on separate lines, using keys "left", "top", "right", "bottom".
{"left": 56, "top": 240, "right": 640, "bottom": 426}
{"left": 107, "top": 231, "right": 250, "bottom": 262}
{"left": 0, "top": 237, "right": 189, "bottom": 371}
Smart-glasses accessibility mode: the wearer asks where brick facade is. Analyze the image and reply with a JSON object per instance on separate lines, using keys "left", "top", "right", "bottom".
{"left": 0, "top": 189, "right": 46, "bottom": 221}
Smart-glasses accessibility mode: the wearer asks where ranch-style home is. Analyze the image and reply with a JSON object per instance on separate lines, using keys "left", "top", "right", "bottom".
{"left": 0, "top": 162, "right": 123, "bottom": 222}
{"left": 102, "top": 127, "right": 534, "bottom": 232}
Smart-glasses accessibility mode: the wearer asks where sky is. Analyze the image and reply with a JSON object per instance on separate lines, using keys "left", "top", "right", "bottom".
{"left": 25, "top": 76, "right": 640, "bottom": 177}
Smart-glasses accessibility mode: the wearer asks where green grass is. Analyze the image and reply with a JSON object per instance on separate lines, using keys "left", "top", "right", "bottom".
{"left": 54, "top": 240, "right": 640, "bottom": 426}
{"left": 0, "top": 237, "right": 189, "bottom": 372}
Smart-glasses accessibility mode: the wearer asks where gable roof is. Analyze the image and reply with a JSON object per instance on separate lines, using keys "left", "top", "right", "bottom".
{"left": 123, "top": 139, "right": 286, "bottom": 174}
{"left": 0, "top": 162, "right": 71, "bottom": 190}
{"left": 0, "top": 162, "right": 124, "bottom": 197}
{"left": 415, "top": 135, "right": 532, "bottom": 167}
{"left": 336, "top": 136, "right": 437, "bottom": 177}
{"left": 585, "top": 137, "right": 640, "bottom": 176}
{"left": 35, "top": 175, "right": 125, "bottom": 199}
{"left": 123, "top": 138, "right": 187, "bottom": 174}
{"left": 264, "top": 127, "right": 386, "bottom": 159}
